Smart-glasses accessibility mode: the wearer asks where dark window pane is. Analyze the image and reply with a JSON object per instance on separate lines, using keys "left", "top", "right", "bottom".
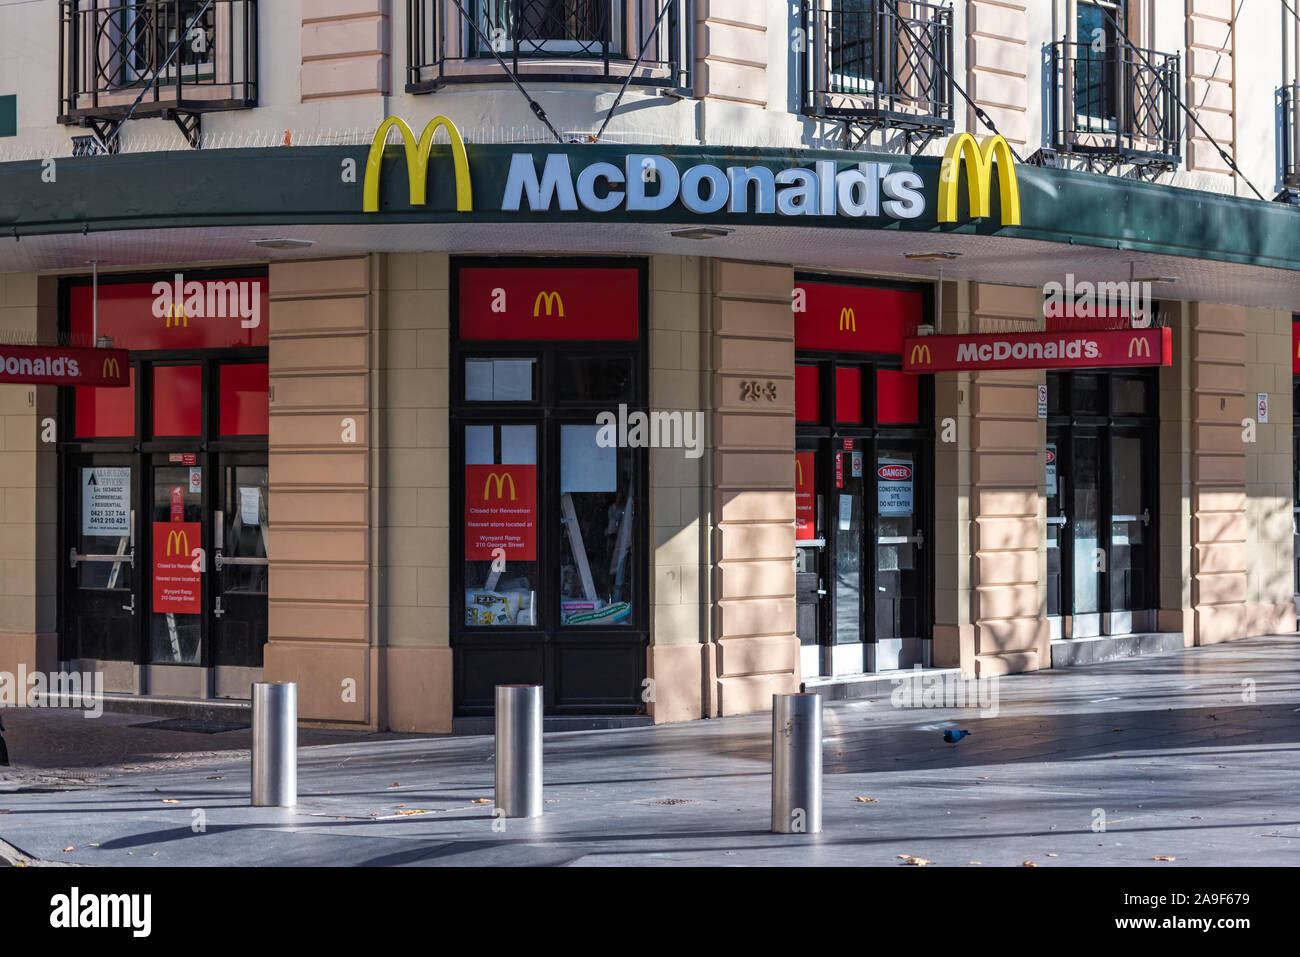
{"left": 1046, "top": 372, "right": 1066, "bottom": 415}
{"left": 556, "top": 355, "right": 633, "bottom": 403}
{"left": 1072, "top": 373, "right": 1103, "bottom": 416}
{"left": 1111, "top": 375, "right": 1151, "bottom": 416}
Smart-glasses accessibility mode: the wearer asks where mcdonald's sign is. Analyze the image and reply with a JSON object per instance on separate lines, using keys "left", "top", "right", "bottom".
{"left": 363, "top": 116, "right": 473, "bottom": 214}
{"left": 937, "top": 133, "right": 1021, "bottom": 226}
{"left": 795, "top": 452, "right": 816, "bottom": 541}
{"left": 533, "top": 291, "right": 565, "bottom": 318}
{"left": 1293, "top": 320, "right": 1300, "bottom": 375}
{"left": 482, "top": 471, "right": 518, "bottom": 501}
{"left": 839, "top": 307, "right": 856, "bottom": 332}
{"left": 152, "top": 521, "right": 202, "bottom": 613}
{"left": 465, "top": 464, "right": 537, "bottom": 560}
{"left": 0, "top": 344, "right": 129, "bottom": 387}
{"left": 165, "top": 304, "right": 188, "bottom": 328}
{"left": 901, "top": 328, "right": 1172, "bottom": 372}
{"left": 793, "top": 281, "right": 925, "bottom": 354}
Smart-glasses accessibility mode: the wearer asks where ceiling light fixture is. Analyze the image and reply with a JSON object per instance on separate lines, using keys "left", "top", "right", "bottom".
{"left": 250, "top": 238, "right": 315, "bottom": 250}
{"left": 669, "top": 226, "right": 733, "bottom": 240}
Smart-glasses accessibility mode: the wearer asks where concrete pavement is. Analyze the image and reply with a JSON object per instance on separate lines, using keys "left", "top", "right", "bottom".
{"left": 1, "top": 634, "right": 1298, "bottom": 866}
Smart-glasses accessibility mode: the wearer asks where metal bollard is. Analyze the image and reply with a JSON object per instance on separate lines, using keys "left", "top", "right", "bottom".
{"left": 251, "top": 682, "right": 297, "bottom": 807}
{"left": 495, "top": 684, "right": 543, "bottom": 818}
{"left": 771, "top": 692, "right": 822, "bottom": 834}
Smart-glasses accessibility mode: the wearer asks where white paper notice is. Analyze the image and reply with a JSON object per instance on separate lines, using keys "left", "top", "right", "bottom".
{"left": 81, "top": 467, "right": 131, "bottom": 536}
{"left": 500, "top": 425, "right": 536, "bottom": 465}
{"left": 561, "top": 424, "right": 616, "bottom": 493}
{"left": 464, "top": 426, "right": 495, "bottom": 465}
{"left": 240, "top": 486, "right": 261, "bottom": 526}
{"left": 465, "top": 359, "right": 534, "bottom": 401}
{"left": 838, "top": 494, "right": 854, "bottom": 531}
{"left": 877, "top": 458, "right": 914, "bottom": 517}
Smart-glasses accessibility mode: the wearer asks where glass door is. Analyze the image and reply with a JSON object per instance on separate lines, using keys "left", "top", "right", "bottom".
{"left": 147, "top": 455, "right": 206, "bottom": 692}
{"left": 1070, "top": 431, "right": 1103, "bottom": 638}
{"left": 1045, "top": 429, "right": 1065, "bottom": 638}
{"left": 63, "top": 453, "right": 138, "bottom": 690}
{"left": 212, "top": 456, "right": 269, "bottom": 698}
{"left": 1108, "top": 431, "right": 1151, "bottom": 634}
{"left": 831, "top": 438, "right": 866, "bottom": 675}
{"left": 794, "top": 445, "right": 826, "bottom": 679}
{"left": 873, "top": 441, "right": 926, "bottom": 669}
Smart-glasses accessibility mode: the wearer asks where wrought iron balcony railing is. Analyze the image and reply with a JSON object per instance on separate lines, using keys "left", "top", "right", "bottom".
{"left": 801, "top": 0, "right": 954, "bottom": 146}
{"left": 1279, "top": 84, "right": 1300, "bottom": 193}
{"left": 1048, "top": 38, "right": 1180, "bottom": 170}
{"left": 58, "top": 0, "right": 258, "bottom": 148}
{"left": 407, "top": 0, "right": 689, "bottom": 92}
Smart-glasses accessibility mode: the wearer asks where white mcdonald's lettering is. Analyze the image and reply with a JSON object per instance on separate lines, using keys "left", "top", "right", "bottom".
{"left": 954, "top": 337, "right": 1102, "bottom": 364}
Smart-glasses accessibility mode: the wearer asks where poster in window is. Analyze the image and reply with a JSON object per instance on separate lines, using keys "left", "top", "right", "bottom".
{"left": 464, "top": 464, "right": 537, "bottom": 560}
{"left": 795, "top": 452, "right": 816, "bottom": 540}
{"left": 561, "top": 425, "right": 616, "bottom": 493}
{"left": 152, "top": 521, "right": 201, "bottom": 614}
{"left": 81, "top": 467, "right": 131, "bottom": 536}
{"left": 1045, "top": 444, "right": 1057, "bottom": 498}
{"left": 877, "top": 458, "right": 914, "bottom": 517}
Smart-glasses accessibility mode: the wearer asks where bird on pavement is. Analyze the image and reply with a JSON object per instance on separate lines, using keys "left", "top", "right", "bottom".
{"left": 942, "top": 729, "right": 971, "bottom": 744}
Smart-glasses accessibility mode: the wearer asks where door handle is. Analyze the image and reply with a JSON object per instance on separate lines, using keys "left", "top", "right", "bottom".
{"left": 213, "top": 596, "right": 225, "bottom": 619}
{"left": 121, "top": 593, "right": 135, "bottom": 616}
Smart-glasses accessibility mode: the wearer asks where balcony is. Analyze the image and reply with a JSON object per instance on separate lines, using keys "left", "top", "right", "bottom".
{"left": 1279, "top": 84, "right": 1299, "bottom": 200}
{"left": 59, "top": 0, "right": 258, "bottom": 149}
{"left": 800, "top": 0, "right": 954, "bottom": 148}
{"left": 1047, "top": 38, "right": 1180, "bottom": 173}
{"left": 407, "top": 0, "right": 689, "bottom": 93}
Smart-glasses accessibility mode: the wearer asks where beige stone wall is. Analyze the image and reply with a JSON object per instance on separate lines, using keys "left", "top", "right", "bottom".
{"left": 968, "top": 283, "right": 1048, "bottom": 675}
{"left": 266, "top": 257, "right": 375, "bottom": 726}
{"left": 1158, "top": 301, "right": 1194, "bottom": 641}
{"left": 966, "top": 0, "right": 1029, "bottom": 149}
{"left": 0, "top": 273, "right": 58, "bottom": 680}
{"left": 648, "top": 256, "right": 714, "bottom": 723}
{"left": 1243, "top": 307, "right": 1296, "bottom": 635}
{"left": 1185, "top": 0, "right": 1236, "bottom": 178}
{"left": 301, "top": 0, "right": 391, "bottom": 101}
{"left": 695, "top": 0, "right": 768, "bottom": 106}
{"left": 709, "top": 259, "right": 799, "bottom": 714}
{"left": 932, "top": 279, "right": 975, "bottom": 674}
{"left": 374, "top": 253, "right": 452, "bottom": 733}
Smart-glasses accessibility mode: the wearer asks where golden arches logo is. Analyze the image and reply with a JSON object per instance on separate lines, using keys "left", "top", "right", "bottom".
{"left": 165, "top": 529, "right": 189, "bottom": 557}
{"left": 165, "top": 304, "right": 187, "bottom": 328}
{"left": 839, "top": 307, "right": 856, "bottom": 332}
{"left": 102, "top": 357, "right": 120, "bottom": 378}
{"left": 909, "top": 343, "right": 932, "bottom": 366}
{"left": 363, "top": 116, "right": 473, "bottom": 213}
{"left": 482, "top": 472, "right": 517, "bottom": 502}
{"left": 795, "top": 460, "right": 803, "bottom": 486}
{"left": 534, "top": 291, "right": 565, "bottom": 318}
{"left": 1128, "top": 336, "right": 1151, "bottom": 359}
{"left": 937, "top": 133, "right": 1021, "bottom": 226}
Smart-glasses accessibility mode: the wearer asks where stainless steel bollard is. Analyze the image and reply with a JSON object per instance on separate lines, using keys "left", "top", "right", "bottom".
{"left": 251, "top": 682, "right": 297, "bottom": 807}
{"left": 495, "top": 684, "right": 543, "bottom": 818}
{"left": 771, "top": 692, "right": 822, "bottom": 834}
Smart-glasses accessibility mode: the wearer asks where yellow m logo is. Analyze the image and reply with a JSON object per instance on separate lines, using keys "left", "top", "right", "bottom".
{"left": 1128, "top": 336, "right": 1151, "bottom": 359}
{"left": 937, "top": 133, "right": 1021, "bottom": 226}
{"left": 166, "top": 529, "right": 189, "bottom": 557}
{"left": 795, "top": 460, "right": 803, "bottom": 486}
{"left": 909, "top": 344, "right": 932, "bottom": 366}
{"left": 839, "top": 307, "right": 855, "bottom": 332}
{"left": 165, "top": 304, "right": 187, "bottom": 328}
{"left": 483, "top": 472, "right": 517, "bottom": 501}
{"left": 533, "top": 291, "right": 565, "bottom": 317}
{"left": 102, "top": 357, "right": 120, "bottom": 378}
{"left": 363, "top": 116, "right": 473, "bottom": 214}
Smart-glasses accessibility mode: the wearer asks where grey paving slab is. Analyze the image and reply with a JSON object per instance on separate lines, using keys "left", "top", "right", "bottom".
{"left": 1, "top": 634, "right": 1298, "bottom": 867}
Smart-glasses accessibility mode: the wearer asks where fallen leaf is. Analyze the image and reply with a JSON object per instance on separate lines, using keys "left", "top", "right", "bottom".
{"left": 62, "top": 846, "right": 74, "bottom": 853}
{"left": 855, "top": 796, "right": 877, "bottom": 803}
{"left": 390, "top": 782, "right": 400, "bottom": 788}
{"left": 1022, "top": 861, "right": 1037, "bottom": 867}
{"left": 1153, "top": 855, "right": 1176, "bottom": 862}
{"left": 1111, "top": 728, "right": 1123, "bottom": 732}
{"left": 968, "top": 861, "right": 981, "bottom": 866}
{"left": 472, "top": 798, "right": 491, "bottom": 804}
{"left": 395, "top": 809, "right": 427, "bottom": 816}
{"left": 1046, "top": 853, "right": 1059, "bottom": 857}
{"left": 88, "top": 843, "right": 99, "bottom": 847}
{"left": 161, "top": 799, "right": 179, "bottom": 804}
{"left": 395, "top": 804, "right": 405, "bottom": 808}
{"left": 898, "top": 854, "right": 932, "bottom": 866}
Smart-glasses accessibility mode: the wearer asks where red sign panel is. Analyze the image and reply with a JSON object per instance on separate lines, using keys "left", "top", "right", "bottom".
{"left": 794, "top": 282, "right": 924, "bottom": 354}
{"left": 464, "top": 464, "right": 537, "bottom": 561}
{"left": 458, "top": 267, "right": 639, "bottom": 341}
{"left": 0, "top": 345, "right": 129, "bottom": 386}
{"left": 1293, "top": 321, "right": 1300, "bottom": 375}
{"left": 878, "top": 464, "right": 912, "bottom": 480}
{"left": 795, "top": 452, "right": 816, "bottom": 541}
{"left": 153, "top": 521, "right": 201, "bottom": 614}
{"left": 70, "top": 276, "right": 269, "bottom": 352}
{"left": 169, "top": 486, "right": 185, "bottom": 523}
{"left": 902, "top": 328, "right": 1172, "bottom": 373}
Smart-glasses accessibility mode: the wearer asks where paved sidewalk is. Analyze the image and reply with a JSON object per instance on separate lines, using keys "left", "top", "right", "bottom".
{"left": 2, "top": 635, "right": 1299, "bottom": 866}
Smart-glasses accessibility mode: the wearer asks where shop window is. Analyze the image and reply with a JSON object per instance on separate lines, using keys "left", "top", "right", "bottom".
{"left": 559, "top": 425, "right": 635, "bottom": 626}
{"left": 1071, "top": 373, "right": 1104, "bottom": 416}
{"left": 556, "top": 355, "right": 634, "bottom": 403}
{"left": 75, "top": 367, "right": 136, "bottom": 438}
{"left": 796, "top": 364, "right": 820, "bottom": 422}
{"left": 1111, "top": 374, "right": 1150, "bottom": 417}
{"left": 219, "top": 363, "right": 268, "bottom": 436}
{"left": 465, "top": 358, "right": 537, "bottom": 402}
{"left": 835, "top": 367, "right": 863, "bottom": 423}
{"left": 876, "top": 368, "right": 918, "bottom": 424}
{"left": 152, "top": 365, "right": 202, "bottom": 436}
{"left": 463, "top": 424, "right": 539, "bottom": 627}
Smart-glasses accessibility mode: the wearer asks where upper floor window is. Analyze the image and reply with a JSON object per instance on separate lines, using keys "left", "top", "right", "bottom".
{"left": 800, "top": 0, "right": 954, "bottom": 147}
{"left": 1073, "top": 0, "right": 1125, "bottom": 127}
{"left": 407, "top": 0, "right": 688, "bottom": 92}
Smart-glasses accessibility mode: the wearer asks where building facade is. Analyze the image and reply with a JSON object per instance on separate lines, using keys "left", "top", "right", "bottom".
{"left": 0, "top": 0, "right": 1296, "bottom": 731}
